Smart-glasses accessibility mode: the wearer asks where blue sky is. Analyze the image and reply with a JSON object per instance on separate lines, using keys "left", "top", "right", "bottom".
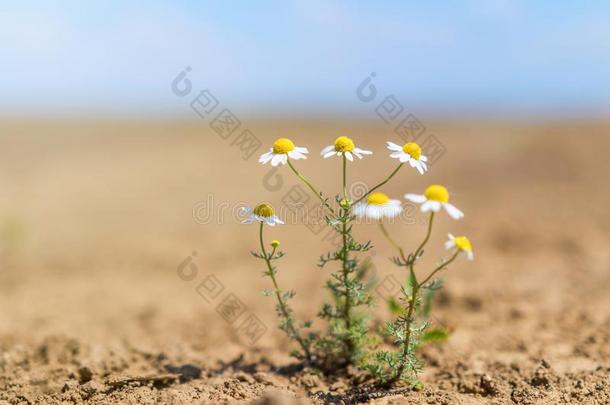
{"left": 2, "top": 1, "right": 610, "bottom": 119}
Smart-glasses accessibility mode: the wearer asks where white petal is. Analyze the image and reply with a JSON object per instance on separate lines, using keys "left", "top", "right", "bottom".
{"left": 257, "top": 150, "right": 268, "bottom": 162}
{"left": 421, "top": 201, "right": 433, "bottom": 212}
{"left": 382, "top": 204, "right": 403, "bottom": 218}
{"left": 415, "top": 162, "right": 424, "bottom": 175}
{"left": 355, "top": 148, "right": 373, "bottom": 155}
{"left": 258, "top": 150, "right": 274, "bottom": 164}
{"left": 467, "top": 251, "right": 474, "bottom": 260}
{"left": 352, "top": 203, "right": 366, "bottom": 218}
{"left": 443, "top": 203, "right": 464, "bottom": 219}
{"left": 366, "top": 205, "right": 382, "bottom": 219}
{"left": 271, "top": 154, "right": 287, "bottom": 166}
{"left": 345, "top": 152, "right": 354, "bottom": 161}
{"left": 421, "top": 200, "right": 441, "bottom": 212}
{"left": 288, "top": 150, "right": 307, "bottom": 160}
{"left": 320, "top": 145, "right": 334, "bottom": 155}
{"left": 405, "top": 194, "right": 426, "bottom": 203}
{"left": 386, "top": 141, "right": 402, "bottom": 151}
{"left": 408, "top": 159, "right": 417, "bottom": 167}
{"left": 420, "top": 155, "right": 428, "bottom": 162}
{"left": 444, "top": 240, "right": 455, "bottom": 250}
{"left": 323, "top": 151, "right": 336, "bottom": 158}
{"left": 294, "top": 146, "right": 309, "bottom": 154}
{"left": 399, "top": 154, "right": 410, "bottom": 163}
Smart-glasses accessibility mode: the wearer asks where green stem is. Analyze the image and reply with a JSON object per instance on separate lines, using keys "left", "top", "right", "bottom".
{"left": 418, "top": 251, "right": 460, "bottom": 287}
{"left": 342, "top": 216, "right": 352, "bottom": 335}
{"left": 394, "top": 250, "right": 459, "bottom": 381}
{"left": 402, "top": 212, "right": 434, "bottom": 347}
{"left": 378, "top": 222, "right": 408, "bottom": 263}
{"left": 386, "top": 212, "right": 434, "bottom": 384}
{"left": 259, "top": 222, "right": 311, "bottom": 362}
{"left": 383, "top": 213, "right": 458, "bottom": 384}
{"left": 411, "top": 212, "right": 435, "bottom": 264}
{"left": 393, "top": 268, "right": 419, "bottom": 382}
{"left": 340, "top": 154, "right": 353, "bottom": 353}
{"left": 353, "top": 163, "right": 403, "bottom": 205}
{"left": 342, "top": 154, "right": 347, "bottom": 200}
{"left": 287, "top": 158, "right": 335, "bottom": 216}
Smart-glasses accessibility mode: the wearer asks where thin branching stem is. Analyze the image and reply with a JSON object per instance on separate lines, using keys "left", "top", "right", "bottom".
{"left": 342, "top": 154, "right": 347, "bottom": 200}
{"left": 412, "top": 212, "right": 435, "bottom": 262}
{"left": 353, "top": 163, "right": 403, "bottom": 205}
{"left": 340, "top": 154, "right": 353, "bottom": 352}
{"left": 418, "top": 251, "right": 460, "bottom": 287}
{"left": 384, "top": 212, "right": 435, "bottom": 384}
{"left": 384, "top": 212, "right": 460, "bottom": 384}
{"left": 390, "top": 267, "right": 419, "bottom": 383}
{"left": 378, "top": 222, "right": 408, "bottom": 263}
{"left": 287, "top": 158, "right": 336, "bottom": 216}
{"left": 395, "top": 213, "right": 435, "bottom": 379}
{"left": 398, "top": 250, "right": 459, "bottom": 380}
{"left": 259, "top": 222, "right": 312, "bottom": 362}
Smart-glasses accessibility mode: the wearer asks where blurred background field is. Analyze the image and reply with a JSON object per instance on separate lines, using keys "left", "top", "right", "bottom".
{"left": 0, "top": 1, "right": 609, "bottom": 403}
{"left": 0, "top": 119, "right": 608, "bottom": 403}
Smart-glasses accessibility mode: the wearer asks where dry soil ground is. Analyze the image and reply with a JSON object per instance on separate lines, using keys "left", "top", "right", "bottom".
{"left": 0, "top": 120, "right": 608, "bottom": 404}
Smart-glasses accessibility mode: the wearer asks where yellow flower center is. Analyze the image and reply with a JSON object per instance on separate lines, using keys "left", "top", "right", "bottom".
{"left": 272, "top": 138, "right": 295, "bottom": 154}
{"left": 402, "top": 142, "right": 422, "bottom": 159}
{"left": 253, "top": 203, "right": 274, "bottom": 218}
{"left": 334, "top": 136, "right": 355, "bottom": 152}
{"left": 367, "top": 192, "right": 390, "bottom": 206}
{"left": 454, "top": 236, "right": 472, "bottom": 252}
{"left": 424, "top": 185, "right": 449, "bottom": 203}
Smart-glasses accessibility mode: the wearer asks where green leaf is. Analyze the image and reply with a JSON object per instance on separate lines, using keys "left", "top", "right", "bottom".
{"left": 421, "top": 287, "right": 434, "bottom": 316}
{"left": 421, "top": 277, "right": 443, "bottom": 316}
{"left": 404, "top": 270, "right": 416, "bottom": 296}
{"left": 387, "top": 296, "right": 403, "bottom": 315}
{"left": 421, "top": 328, "right": 449, "bottom": 342}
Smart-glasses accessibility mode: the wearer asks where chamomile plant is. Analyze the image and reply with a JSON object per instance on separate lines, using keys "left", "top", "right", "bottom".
{"left": 243, "top": 203, "right": 315, "bottom": 362}
{"left": 366, "top": 184, "right": 473, "bottom": 386}
{"left": 244, "top": 136, "right": 473, "bottom": 385}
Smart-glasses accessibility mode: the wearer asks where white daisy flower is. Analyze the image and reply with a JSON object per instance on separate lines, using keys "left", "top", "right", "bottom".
{"left": 386, "top": 141, "right": 428, "bottom": 174}
{"left": 321, "top": 136, "right": 372, "bottom": 162}
{"left": 352, "top": 192, "right": 402, "bottom": 220}
{"left": 259, "top": 137, "right": 308, "bottom": 166}
{"left": 405, "top": 185, "right": 464, "bottom": 219}
{"left": 241, "top": 203, "right": 284, "bottom": 226}
{"left": 445, "top": 233, "right": 474, "bottom": 260}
